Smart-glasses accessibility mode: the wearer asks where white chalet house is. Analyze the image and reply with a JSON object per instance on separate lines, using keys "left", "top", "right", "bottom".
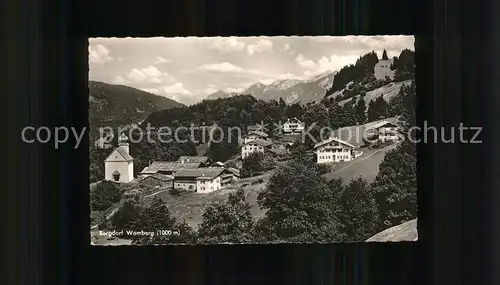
{"left": 365, "top": 121, "right": 402, "bottom": 143}
{"left": 314, "top": 137, "right": 356, "bottom": 164}
{"left": 282, "top": 117, "right": 305, "bottom": 135}
{"left": 242, "top": 130, "right": 268, "bottom": 144}
{"left": 104, "top": 133, "right": 134, "bottom": 182}
{"left": 374, "top": 59, "right": 395, "bottom": 80}
{"left": 241, "top": 139, "right": 272, "bottom": 159}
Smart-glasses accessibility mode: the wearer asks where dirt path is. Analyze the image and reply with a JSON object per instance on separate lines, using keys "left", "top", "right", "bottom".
{"left": 144, "top": 189, "right": 169, "bottom": 198}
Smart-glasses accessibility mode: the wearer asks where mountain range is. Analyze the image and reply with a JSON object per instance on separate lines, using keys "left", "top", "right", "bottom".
{"left": 89, "top": 81, "right": 184, "bottom": 139}
{"left": 203, "top": 71, "right": 337, "bottom": 105}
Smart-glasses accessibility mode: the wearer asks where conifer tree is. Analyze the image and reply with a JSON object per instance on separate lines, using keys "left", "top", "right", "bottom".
{"left": 382, "top": 49, "right": 389, "bottom": 60}
{"left": 354, "top": 97, "right": 367, "bottom": 124}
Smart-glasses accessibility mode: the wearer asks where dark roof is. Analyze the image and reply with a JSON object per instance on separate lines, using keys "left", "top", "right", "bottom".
{"left": 244, "top": 130, "right": 268, "bottom": 138}
{"left": 313, "top": 136, "right": 355, "bottom": 149}
{"left": 140, "top": 161, "right": 201, "bottom": 174}
{"left": 105, "top": 147, "right": 134, "bottom": 162}
{"left": 177, "top": 156, "right": 211, "bottom": 164}
{"left": 141, "top": 173, "right": 174, "bottom": 181}
{"left": 242, "top": 139, "right": 273, "bottom": 147}
{"left": 227, "top": 167, "right": 240, "bottom": 177}
{"left": 285, "top": 117, "right": 303, "bottom": 124}
{"left": 174, "top": 167, "right": 226, "bottom": 179}
{"left": 365, "top": 120, "right": 400, "bottom": 130}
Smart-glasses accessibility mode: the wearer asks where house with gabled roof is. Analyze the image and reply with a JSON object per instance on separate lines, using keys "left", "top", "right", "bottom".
{"left": 177, "top": 156, "right": 212, "bottom": 166}
{"left": 104, "top": 133, "right": 134, "bottom": 182}
{"left": 364, "top": 120, "right": 402, "bottom": 144}
{"left": 173, "top": 167, "right": 237, "bottom": 193}
{"left": 282, "top": 117, "right": 305, "bottom": 135}
{"left": 242, "top": 130, "right": 269, "bottom": 144}
{"left": 138, "top": 173, "right": 174, "bottom": 188}
{"left": 241, "top": 139, "right": 273, "bottom": 159}
{"left": 313, "top": 136, "right": 356, "bottom": 164}
{"left": 138, "top": 161, "right": 201, "bottom": 178}
{"left": 331, "top": 117, "right": 402, "bottom": 148}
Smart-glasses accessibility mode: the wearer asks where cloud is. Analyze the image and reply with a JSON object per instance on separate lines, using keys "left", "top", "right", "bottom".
{"left": 295, "top": 53, "right": 359, "bottom": 75}
{"left": 140, "top": 82, "right": 193, "bottom": 103}
{"left": 295, "top": 54, "right": 317, "bottom": 69}
{"left": 259, "top": 78, "right": 275, "bottom": 85}
{"left": 246, "top": 38, "right": 274, "bottom": 55}
{"left": 155, "top": 56, "right": 170, "bottom": 64}
{"left": 113, "top": 76, "right": 126, "bottom": 84}
{"left": 204, "top": 87, "right": 218, "bottom": 94}
{"left": 209, "top": 37, "right": 246, "bottom": 53}
{"left": 309, "top": 36, "right": 338, "bottom": 43}
{"left": 195, "top": 62, "right": 247, "bottom": 73}
{"left": 89, "top": 44, "right": 112, "bottom": 64}
{"left": 158, "top": 83, "right": 192, "bottom": 95}
{"left": 283, "top": 43, "right": 290, "bottom": 52}
{"left": 224, "top": 87, "right": 244, "bottom": 93}
{"left": 127, "top": 66, "right": 175, "bottom": 84}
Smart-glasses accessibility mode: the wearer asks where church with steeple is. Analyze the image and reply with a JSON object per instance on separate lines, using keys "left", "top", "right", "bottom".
{"left": 104, "top": 133, "right": 134, "bottom": 183}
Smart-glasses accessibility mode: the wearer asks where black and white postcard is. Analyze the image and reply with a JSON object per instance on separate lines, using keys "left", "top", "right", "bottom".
{"left": 88, "top": 36, "right": 417, "bottom": 245}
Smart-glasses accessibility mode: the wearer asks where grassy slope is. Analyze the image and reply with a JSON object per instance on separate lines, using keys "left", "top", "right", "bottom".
{"left": 337, "top": 80, "right": 412, "bottom": 107}
{"left": 322, "top": 143, "right": 398, "bottom": 184}
{"left": 143, "top": 172, "right": 274, "bottom": 230}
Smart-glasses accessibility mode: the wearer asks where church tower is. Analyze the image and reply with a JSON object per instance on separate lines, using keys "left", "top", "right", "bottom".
{"left": 118, "top": 132, "right": 129, "bottom": 154}
{"left": 104, "top": 132, "right": 134, "bottom": 183}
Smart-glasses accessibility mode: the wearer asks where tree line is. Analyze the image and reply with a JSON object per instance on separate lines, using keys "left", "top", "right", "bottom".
{"left": 89, "top": 80, "right": 414, "bottom": 182}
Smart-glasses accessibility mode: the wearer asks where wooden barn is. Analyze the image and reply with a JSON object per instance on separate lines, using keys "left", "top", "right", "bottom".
{"left": 138, "top": 173, "right": 174, "bottom": 188}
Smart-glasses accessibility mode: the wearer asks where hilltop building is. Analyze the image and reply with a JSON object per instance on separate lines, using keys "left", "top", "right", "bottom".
{"left": 104, "top": 133, "right": 134, "bottom": 183}
{"left": 374, "top": 59, "right": 395, "bottom": 80}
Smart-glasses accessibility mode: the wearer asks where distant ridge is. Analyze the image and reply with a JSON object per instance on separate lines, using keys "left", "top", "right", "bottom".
{"left": 89, "top": 81, "right": 184, "bottom": 138}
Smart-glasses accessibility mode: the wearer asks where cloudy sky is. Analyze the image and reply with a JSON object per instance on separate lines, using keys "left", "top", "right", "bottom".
{"left": 89, "top": 36, "right": 414, "bottom": 105}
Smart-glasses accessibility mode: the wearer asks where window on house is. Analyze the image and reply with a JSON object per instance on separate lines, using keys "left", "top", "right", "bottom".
{"left": 113, "top": 172, "right": 120, "bottom": 181}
